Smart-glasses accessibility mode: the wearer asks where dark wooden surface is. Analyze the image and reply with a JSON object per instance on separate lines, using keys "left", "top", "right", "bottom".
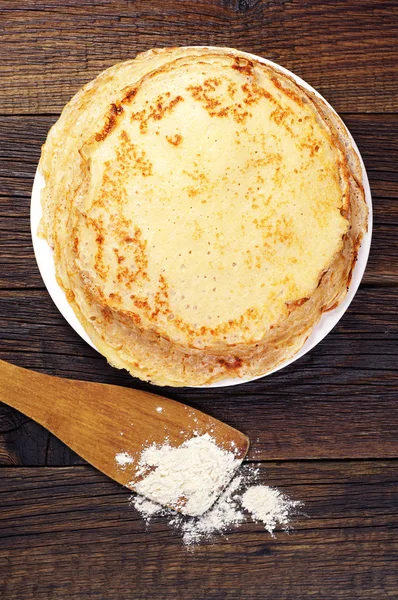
{"left": 0, "top": 1, "right": 397, "bottom": 598}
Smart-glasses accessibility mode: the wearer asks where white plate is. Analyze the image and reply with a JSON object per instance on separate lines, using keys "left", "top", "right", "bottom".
{"left": 30, "top": 50, "right": 372, "bottom": 388}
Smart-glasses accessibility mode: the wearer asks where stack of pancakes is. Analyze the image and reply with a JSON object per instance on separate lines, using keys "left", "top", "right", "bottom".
{"left": 39, "top": 47, "right": 367, "bottom": 386}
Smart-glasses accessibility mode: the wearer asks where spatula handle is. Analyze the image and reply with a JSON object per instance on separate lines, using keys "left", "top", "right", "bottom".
{"left": 0, "top": 359, "right": 60, "bottom": 423}
{"left": 0, "top": 359, "right": 100, "bottom": 441}
{"left": 0, "top": 359, "right": 130, "bottom": 470}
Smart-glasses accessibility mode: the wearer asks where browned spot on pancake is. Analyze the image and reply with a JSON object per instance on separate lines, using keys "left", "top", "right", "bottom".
{"left": 241, "top": 82, "right": 274, "bottom": 106}
{"left": 116, "top": 130, "right": 153, "bottom": 177}
{"left": 122, "top": 87, "right": 138, "bottom": 103}
{"left": 65, "top": 289, "right": 75, "bottom": 303}
{"left": 117, "top": 308, "right": 141, "bottom": 327}
{"left": 298, "top": 138, "right": 322, "bottom": 158}
{"left": 131, "top": 95, "right": 184, "bottom": 134}
{"left": 227, "top": 81, "right": 237, "bottom": 97}
{"left": 286, "top": 297, "right": 309, "bottom": 311}
{"left": 270, "top": 107, "right": 294, "bottom": 135}
{"left": 270, "top": 75, "right": 305, "bottom": 107}
{"left": 166, "top": 133, "right": 183, "bottom": 146}
{"left": 90, "top": 170, "right": 125, "bottom": 211}
{"left": 113, "top": 248, "right": 125, "bottom": 264}
{"left": 117, "top": 267, "right": 132, "bottom": 285}
{"left": 252, "top": 153, "right": 282, "bottom": 169}
{"left": 232, "top": 57, "right": 254, "bottom": 76}
{"left": 187, "top": 83, "right": 222, "bottom": 113}
{"left": 183, "top": 169, "right": 209, "bottom": 183}
{"left": 85, "top": 215, "right": 103, "bottom": 234}
{"left": 187, "top": 78, "right": 251, "bottom": 123}
{"left": 244, "top": 249, "right": 254, "bottom": 269}
{"left": 115, "top": 225, "right": 149, "bottom": 287}
{"left": 272, "top": 166, "right": 281, "bottom": 185}
{"left": 131, "top": 312, "right": 142, "bottom": 324}
{"left": 151, "top": 274, "right": 170, "bottom": 319}
{"left": 231, "top": 105, "right": 249, "bottom": 123}
{"left": 94, "top": 248, "right": 109, "bottom": 280}
{"left": 73, "top": 237, "right": 79, "bottom": 254}
{"left": 309, "top": 143, "right": 320, "bottom": 157}
{"left": 186, "top": 186, "right": 201, "bottom": 198}
{"left": 109, "top": 292, "right": 122, "bottom": 302}
{"left": 199, "top": 77, "right": 222, "bottom": 93}
{"left": 101, "top": 306, "right": 113, "bottom": 323}
{"left": 95, "top": 103, "right": 124, "bottom": 142}
{"left": 241, "top": 83, "right": 257, "bottom": 106}
{"left": 275, "top": 216, "right": 295, "bottom": 244}
{"left": 88, "top": 217, "right": 110, "bottom": 281}
{"left": 117, "top": 307, "right": 143, "bottom": 327}
{"left": 340, "top": 204, "right": 349, "bottom": 218}
{"left": 131, "top": 296, "right": 151, "bottom": 311}
{"left": 344, "top": 249, "right": 358, "bottom": 290}
{"left": 253, "top": 212, "right": 295, "bottom": 249}
{"left": 218, "top": 357, "right": 243, "bottom": 370}
{"left": 192, "top": 221, "right": 204, "bottom": 240}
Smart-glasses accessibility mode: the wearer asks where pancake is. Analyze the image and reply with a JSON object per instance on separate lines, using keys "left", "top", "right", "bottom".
{"left": 39, "top": 47, "right": 368, "bottom": 386}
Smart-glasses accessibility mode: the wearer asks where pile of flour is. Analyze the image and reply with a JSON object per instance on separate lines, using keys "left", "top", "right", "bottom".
{"left": 131, "top": 433, "right": 242, "bottom": 517}
{"left": 116, "top": 433, "right": 302, "bottom": 546}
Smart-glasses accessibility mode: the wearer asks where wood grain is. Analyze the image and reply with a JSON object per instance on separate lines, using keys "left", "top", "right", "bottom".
{"left": 1, "top": 1, "right": 398, "bottom": 114}
{"left": 0, "top": 286, "right": 397, "bottom": 463}
{"left": 0, "top": 463, "right": 397, "bottom": 599}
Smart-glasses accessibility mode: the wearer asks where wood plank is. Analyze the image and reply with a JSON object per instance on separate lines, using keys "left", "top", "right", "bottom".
{"left": 0, "top": 113, "right": 397, "bottom": 286}
{"left": 0, "top": 463, "right": 397, "bottom": 599}
{"left": 0, "top": 286, "right": 397, "bottom": 464}
{"left": 1, "top": 1, "right": 398, "bottom": 114}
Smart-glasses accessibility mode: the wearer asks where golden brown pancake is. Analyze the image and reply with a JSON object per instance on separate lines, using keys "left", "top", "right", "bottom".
{"left": 39, "top": 47, "right": 368, "bottom": 386}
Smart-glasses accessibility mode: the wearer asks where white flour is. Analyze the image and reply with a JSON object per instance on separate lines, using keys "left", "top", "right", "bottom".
{"left": 115, "top": 451, "right": 134, "bottom": 467}
{"left": 130, "top": 433, "right": 242, "bottom": 517}
{"left": 180, "top": 474, "right": 245, "bottom": 545}
{"left": 133, "top": 495, "right": 163, "bottom": 517}
{"left": 241, "top": 485, "right": 301, "bottom": 536}
{"left": 119, "top": 432, "right": 302, "bottom": 545}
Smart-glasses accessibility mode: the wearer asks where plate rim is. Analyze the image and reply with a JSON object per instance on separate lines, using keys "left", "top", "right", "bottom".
{"left": 30, "top": 48, "right": 373, "bottom": 388}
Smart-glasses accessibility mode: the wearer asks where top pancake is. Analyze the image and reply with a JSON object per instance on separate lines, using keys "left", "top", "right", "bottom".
{"left": 39, "top": 47, "right": 368, "bottom": 386}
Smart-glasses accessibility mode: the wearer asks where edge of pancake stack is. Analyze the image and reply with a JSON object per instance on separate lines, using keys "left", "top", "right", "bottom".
{"left": 39, "top": 47, "right": 368, "bottom": 386}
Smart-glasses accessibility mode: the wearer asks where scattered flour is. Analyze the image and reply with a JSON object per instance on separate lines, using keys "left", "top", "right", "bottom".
{"left": 180, "top": 475, "right": 245, "bottom": 545}
{"left": 120, "top": 432, "right": 302, "bottom": 546}
{"left": 115, "top": 451, "right": 134, "bottom": 467}
{"left": 241, "top": 485, "right": 301, "bottom": 536}
{"left": 131, "top": 462, "right": 301, "bottom": 546}
{"left": 133, "top": 495, "right": 164, "bottom": 518}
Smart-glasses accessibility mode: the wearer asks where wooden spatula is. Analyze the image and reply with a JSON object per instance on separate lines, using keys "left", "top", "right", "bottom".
{"left": 0, "top": 359, "right": 249, "bottom": 513}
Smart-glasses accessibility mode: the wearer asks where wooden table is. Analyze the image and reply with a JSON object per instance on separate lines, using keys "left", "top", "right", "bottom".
{"left": 1, "top": 1, "right": 397, "bottom": 598}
